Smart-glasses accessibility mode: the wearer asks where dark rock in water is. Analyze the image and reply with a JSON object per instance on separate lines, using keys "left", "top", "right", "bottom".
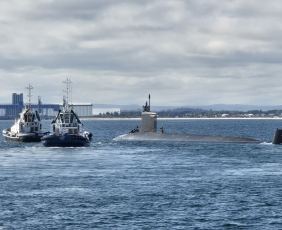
{"left": 114, "top": 132, "right": 260, "bottom": 144}
{"left": 272, "top": 129, "right": 282, "bottom": 144}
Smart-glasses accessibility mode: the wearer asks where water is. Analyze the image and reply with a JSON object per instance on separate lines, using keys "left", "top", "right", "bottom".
{"left": 0, "top": 119, "right": 282, "bottom": 229}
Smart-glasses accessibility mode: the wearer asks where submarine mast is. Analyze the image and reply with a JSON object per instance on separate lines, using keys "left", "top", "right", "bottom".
{"left": 140, "top": 94, "right": 157, "bottom": 133}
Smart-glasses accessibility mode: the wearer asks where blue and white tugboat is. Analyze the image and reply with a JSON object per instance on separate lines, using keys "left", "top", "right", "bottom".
{"left": 2, "top": 84, "right": 44, "bottom": 142}
{"left": 41, "top": 78, "right": 92, "bottom": 147}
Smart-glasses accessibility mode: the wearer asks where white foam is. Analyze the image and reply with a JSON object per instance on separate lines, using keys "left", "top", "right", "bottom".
{"left": 260, "top": 142, "right": 273, "bottom": 145}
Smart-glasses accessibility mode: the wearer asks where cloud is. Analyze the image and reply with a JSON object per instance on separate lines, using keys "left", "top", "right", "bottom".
{"left": 0, "top": 0, "right": 281, "bottom": 105}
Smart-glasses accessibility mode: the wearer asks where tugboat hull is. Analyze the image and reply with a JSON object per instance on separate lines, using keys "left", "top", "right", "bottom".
{"left": 2, "top": 130, "right": 44, "bottom": 142}
{"left": 41, "top": 134, "right": 90, "bottom": 147}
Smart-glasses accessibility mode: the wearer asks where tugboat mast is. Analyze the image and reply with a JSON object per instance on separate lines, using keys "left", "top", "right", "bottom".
{"left": 26, "top": 84, "right": 33, "bottom": 109}
{"left": 148, "top": 94, "right": 151, "bottom": 111}
{"left": 63, "top": 78, "right": 72, "bottom": 110}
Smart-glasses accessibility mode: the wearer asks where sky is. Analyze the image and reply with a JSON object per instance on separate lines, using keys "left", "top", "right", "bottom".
{"left": 0, "top": 0, "right": 282, "bottom": 106}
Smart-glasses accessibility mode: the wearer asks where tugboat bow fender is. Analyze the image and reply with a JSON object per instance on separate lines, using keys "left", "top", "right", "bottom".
{"left": 83, "top": 131, "right": 93, "bottom": 141}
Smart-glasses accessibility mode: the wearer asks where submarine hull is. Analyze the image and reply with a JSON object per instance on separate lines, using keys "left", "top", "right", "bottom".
{"left": 272, "top": 129, "right": 282, "bottom": 144}
{"left": 114, "top": 132, "right": 259, "bottom": 144}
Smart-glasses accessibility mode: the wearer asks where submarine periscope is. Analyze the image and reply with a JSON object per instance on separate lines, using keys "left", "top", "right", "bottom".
{"left": 113, "top": 95, "right": 259, "bottom": 144}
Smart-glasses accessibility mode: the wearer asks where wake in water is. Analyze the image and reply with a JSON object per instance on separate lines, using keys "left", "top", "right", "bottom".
{"left": 260, "top": 142, "right": 273, "bottom": 145}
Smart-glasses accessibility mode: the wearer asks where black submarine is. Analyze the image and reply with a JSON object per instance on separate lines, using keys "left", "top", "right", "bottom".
{"left": 113, "top": 95, "right": 260, "bottom": 144}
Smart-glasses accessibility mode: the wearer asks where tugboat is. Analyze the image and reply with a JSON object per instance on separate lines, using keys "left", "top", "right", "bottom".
{"left": 114, "top": 94, "right": 259, "bottom": 143}
{"left": 41, "top": 78, "right": 92, "bottom": 147}
{"left": 2, "top": 84, "right": 45, "bottom": 142}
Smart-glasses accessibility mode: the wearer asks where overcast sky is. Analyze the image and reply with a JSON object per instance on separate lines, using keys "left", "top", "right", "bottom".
{"left": 0, "top": 0, "right": 282, "bottom": 106}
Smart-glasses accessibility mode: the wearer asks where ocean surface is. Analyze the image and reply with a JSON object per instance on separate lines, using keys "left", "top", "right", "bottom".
{"left": 0, "top": 119, "right": 282, "bottom": 229}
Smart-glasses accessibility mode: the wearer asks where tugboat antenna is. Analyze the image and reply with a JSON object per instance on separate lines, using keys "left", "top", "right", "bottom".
{"left": 148, "top": 94, "right": 151, "bottom": 112}
{"left": 63, "top": 78, "right": 72, "bottom": 109}
{"left": 26, "top": 84, "right": 33, "bottom": 109}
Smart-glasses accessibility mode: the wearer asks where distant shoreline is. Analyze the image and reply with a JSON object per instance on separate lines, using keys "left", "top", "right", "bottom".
{"left": 1, "top": 117, "right": 282, "bottom": 122}
{"left": 80, "top": 117, "right": 282, "bottom": 121}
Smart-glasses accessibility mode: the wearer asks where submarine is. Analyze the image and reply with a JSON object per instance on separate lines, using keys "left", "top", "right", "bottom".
{"left": 113, "top": 95, "right": 260, "bottom": 144}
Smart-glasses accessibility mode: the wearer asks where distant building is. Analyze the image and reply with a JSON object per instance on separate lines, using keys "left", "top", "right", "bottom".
{"left": 36, "top": 104, "right": 60, "bottom": 118}
{"left": 0, "top": 93, "right": 59, "bottom": 119}
{"left": 0, "top": 93, "right": 93, "bottom": 119}
{"left": 0, "top": 108, "right": 5, "bottom": 116}
{"left": 38, "top": 102, "right": 93, "bottom": 118}
{"left": 37, "top": 96, "right": 60, "bottom": 118}
{"left": 70, "top": 103, "right": 93, "bottom": 117}
{"left": 12, "top": 93, "right": 23, "bottom": 106}
{"left": 0, "top": 93, "right": 25, "bottom": 119}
